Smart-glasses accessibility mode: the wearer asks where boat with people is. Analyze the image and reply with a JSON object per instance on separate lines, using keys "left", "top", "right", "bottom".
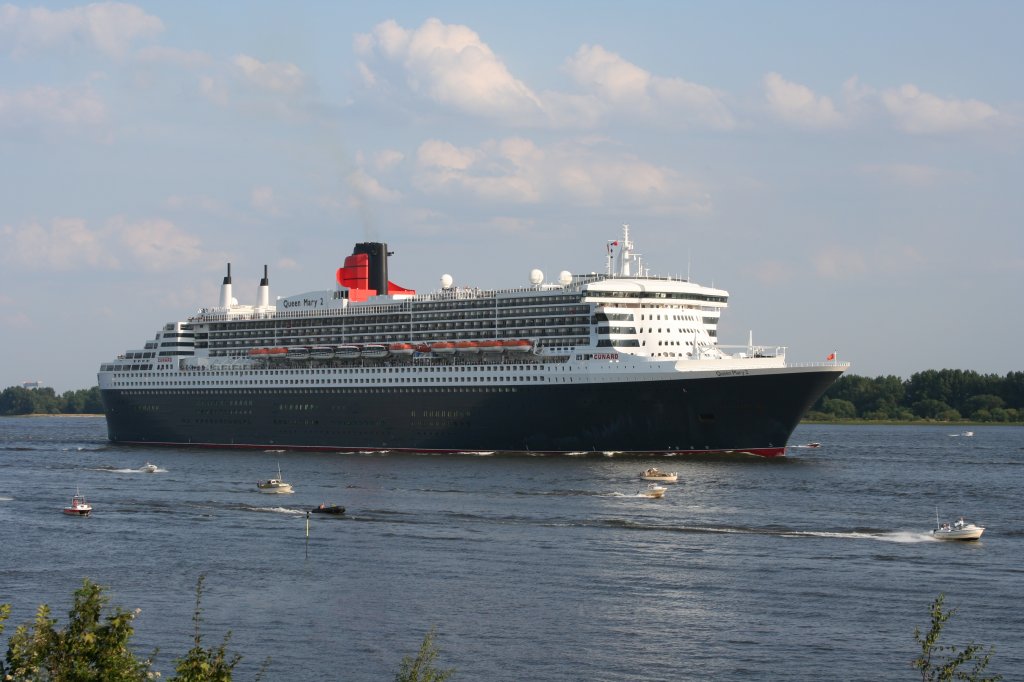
{"left": 257, "top": 463, "right": 293, "bottom": 494}
{"left": 97, "top": 226, "right": 847, "bottom": 457}
{"left": 639, "top": 484, "right": 667, "bottom": 499}
{"left": 63, "top": 489, "right": 92, "bottom": 516}
{"left": 311, "top": 503, "right": 346, "bottom": 515}
{"left": 139, "top": 462, "right": 159, "bottom": 473}
{"left": 932, "top": 513, "right": 985, "bottom": 541}
{"left": 640, "top": 467, "right": 679, "bottom": 482}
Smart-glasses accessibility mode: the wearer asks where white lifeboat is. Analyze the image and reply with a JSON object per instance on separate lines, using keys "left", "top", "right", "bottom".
{"left": 362, "top": 344, "right": 389, "bottom": 358}
{"left": 310, "top": 346, "right": 335, "bottom": 360}
{"left": 336, "top": 345, "right": 360, "bottom": 360}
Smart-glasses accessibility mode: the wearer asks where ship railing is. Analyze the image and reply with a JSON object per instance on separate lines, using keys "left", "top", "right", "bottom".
{"left": 716, "top": 344, "right": 787, "bottom": 359}
{"left": 785, "top": 361, "right": 852, "bottom": 369}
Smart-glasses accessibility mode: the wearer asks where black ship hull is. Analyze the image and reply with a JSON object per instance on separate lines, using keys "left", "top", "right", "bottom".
{"left": 101, "top": 368, "right": 840, "bottom": 456}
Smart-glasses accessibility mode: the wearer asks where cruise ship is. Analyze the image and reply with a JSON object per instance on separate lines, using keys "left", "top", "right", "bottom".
{"left": 98, "top": 226, "right": 847, "bottom": 456}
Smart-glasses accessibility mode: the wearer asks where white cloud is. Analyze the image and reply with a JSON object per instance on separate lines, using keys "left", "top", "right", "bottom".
{"left": 563, "top": 44, "right": 734, "bottom": 130}
{"left": 373, "top": 149, "right": 405, "bottom": 172}
{"left": 813, "top": 245, "right": 867, "bottom": 279}
{"left": 0, "top": 216, "right": 202, "bottom": 272}
{"left": 880, "top": 84, "right": 998, "bottom": 134}
{"left": 356, "top": 18, "right": 543, "bottom": 121}
{"left": 198, "top": 75, "right": 228, "bottom": 107}
{"left": 0, "top": 2, "right": 163, "bottom": 58}
{"left": 413, "top": 136, "right": 708, "bottom": 212}
{"left": 250, "top": 186, "right": 281, "bottom": 215}
{"left": 355, "top": 19, "right": 733, "bottom": 130}
{"left": 135, "top": 45, "right": 210, "bottom": 68}
{"left": 762, "top": 72, "right": 843, "bottom": 129}
{"left": 347, "top": 169, "right": 401, "bottom": 203}
{"left": 0, "top": 84, "right": 105, "bottom": 127}
{"left": 1, "top": 218, "right": 115, "bottom": 269}
{"left": 232, "top": 54, "right": 306, "bottom": 93}
{"left": 112, "top": 217, "right": 203, "bottom": 270}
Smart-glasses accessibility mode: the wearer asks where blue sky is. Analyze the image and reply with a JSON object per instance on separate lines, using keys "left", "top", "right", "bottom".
{"left": 1, "top": 1, "right": 1021, "bottom": 392}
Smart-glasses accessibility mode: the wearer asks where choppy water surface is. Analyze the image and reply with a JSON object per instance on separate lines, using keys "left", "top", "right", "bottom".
{"left": 1, "top": 417, "right": 1022, "bottom": 680}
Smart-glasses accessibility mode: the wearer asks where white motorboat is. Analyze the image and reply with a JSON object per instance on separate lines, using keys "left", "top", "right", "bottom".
{"left": 140, "top": 462, "right": 158, "bottom": 473}
{"left": 63, "top": 489, "right": 92, "bottom": 516}
{"left": 257, "top": 463, "right": 293, "bottom": 494}
{"left": 640, "top": 467, "right": 678, "bottom": 483}
{"left": 639, "top": 484, "right": 667, "bottom": 499}
{"left": 932, "top": 514, "right": 984, "bottom": 541}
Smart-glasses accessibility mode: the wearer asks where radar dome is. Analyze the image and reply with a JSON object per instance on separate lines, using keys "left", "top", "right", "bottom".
{"left": 529, "top": 269, "right": 544, "bottom": 286}
{"left": 440, "top": 273, "right": 454, "bottom": 289}
{"left": 231, "top": 297, "right": 238, "bottom": 306}
{"left": 558, "top": 270, "right": 572, "bottom": 286}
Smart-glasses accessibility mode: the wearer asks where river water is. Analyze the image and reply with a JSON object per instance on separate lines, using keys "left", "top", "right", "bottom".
{"left": 1, "top": 416, "right": 1021, "bottom": 680}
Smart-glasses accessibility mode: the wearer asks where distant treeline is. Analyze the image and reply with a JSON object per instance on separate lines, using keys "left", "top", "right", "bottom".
{"left": 0, "top": 386, "right": 103, "bottom": 415}
{"left": 809, "top": 369, "right": 1024, "bottom": 422}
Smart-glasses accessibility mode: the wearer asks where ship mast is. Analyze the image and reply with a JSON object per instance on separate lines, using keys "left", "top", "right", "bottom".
{"left": 606, "top": 224, "right": 639, "bottom": 277}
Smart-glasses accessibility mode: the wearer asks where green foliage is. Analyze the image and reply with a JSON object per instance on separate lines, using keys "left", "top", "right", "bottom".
{"left": 2, "top": 576, "right": 255, "bottom": 681}
{"left": 395, "top": 628, "right": 455, "bottom": 682}
{"left": 811, "top": 370, "right": 1024, "bottom": 422}
{"left": 171, "top": 575, "right": 244, "bottom": 682}
{"left": 913, "top": 594, "right": 1001, "bottom": 682}
{"left": 0, "top": 385, "right": 105, "bottom": 415}
{"left": 1, "top": 578, "right": 153, "bottom": 681}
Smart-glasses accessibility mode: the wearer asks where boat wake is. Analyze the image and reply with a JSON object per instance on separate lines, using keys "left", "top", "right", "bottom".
{"left": 781, "top": 530, "right": 934, "bottom": 543}
{"left": 247, "top": 506, "right": 306, "bottom": 516}
{"left": 96, "top": 467, "right": 167, "bottom": 474}
{"left": 0, "top": 496, "right": 13, "bottom": 501}
{"left": 595, "top": 519, "right": 936, "bottom": 542}
{"left": 606, "top": 491, "right": 667, "bottom": 499}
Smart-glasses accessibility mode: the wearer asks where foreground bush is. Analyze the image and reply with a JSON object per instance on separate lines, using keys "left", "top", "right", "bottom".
{"left": 0, "top": 577, "right": 245, "bottom": 681}
{"left": 913, "top": 593, "right": 1001, "bottom": 681}
{"left": 2, "top": 578, "right": 452, "bottom": 681}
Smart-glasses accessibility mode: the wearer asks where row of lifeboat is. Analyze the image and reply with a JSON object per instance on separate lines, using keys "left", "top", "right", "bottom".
{"left": 247, "top": 339, "right": 532, "bottom": 361}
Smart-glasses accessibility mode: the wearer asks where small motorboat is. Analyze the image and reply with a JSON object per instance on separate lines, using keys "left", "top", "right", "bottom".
{"left": 639, "top": 484, "right": 667, "bottom": 499}
{"left": 932, "top": 514, "right": 984, "bottom": 541}
{"left": 640, "top": 467, "right": 678, "bottom": 482}
{"left": 140, "top": 462, "right": 159, "bottom": 473}
{"left": 63, "top": 489, "right": 92, "bottom": 516}
{"left": 805, "top": 442, "right": 822, "bottom": 448}
{"left": 311, "top": 503, "right": 346, "bottom": 515}
{"left": 257, "top": 463, "right": 293, "bottom": 494}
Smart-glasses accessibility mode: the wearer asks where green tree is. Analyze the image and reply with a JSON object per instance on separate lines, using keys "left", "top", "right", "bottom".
{"left": 962, "top": 395, "right": 1005, "bottom": 420}
{"left": 395, "top": 628, "right": 455, "bottom": 682}
{"left": 0, "top": 387, "right": 35, "bottom": 415}
{"left": 27, "top": 387, "right": 61, "bottom": 414}
{"left": 821, "top": 397, "right": 856, "bottom": 419}
{"left": 913, "top": 594, "right": 1001, "bottom": 682}
{"left": 82, "top": 386, "right": 105, "bottom": 413}
{"left": 61, "top": 389, "right": 88, "bottom": 414}
{"left": 1, "top": 578, "right": 153, "bottom": 681}
{"left": 912, "top": 399, "right": 954, "bottom": 420}
{"left": 171, "top": 575, "right": 244, "bottom": 682}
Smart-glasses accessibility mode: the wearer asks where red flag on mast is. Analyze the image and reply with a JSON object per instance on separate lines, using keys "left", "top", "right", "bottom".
{"left": 826, "top": 352, "right": 836, "bottom": 361}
